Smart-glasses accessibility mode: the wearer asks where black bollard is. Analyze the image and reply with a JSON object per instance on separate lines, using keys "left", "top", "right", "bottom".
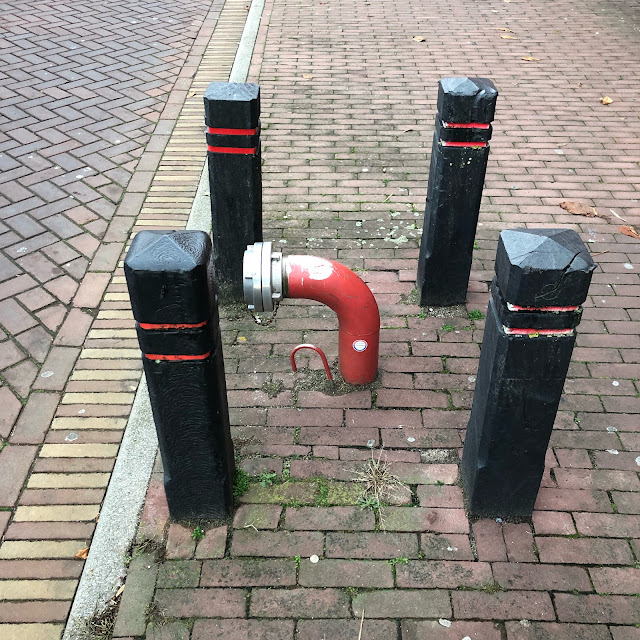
{"left": 461, "top": 229, "right": 595, "bottom": 518}
{"left": 125, "top": 230, "right": 235, "bottom": 521}
{"left": 417, "top": 77, "right": 498, "bottom": 306}
{"left": 204, "top": 82, "right": 262, "bottom": 302}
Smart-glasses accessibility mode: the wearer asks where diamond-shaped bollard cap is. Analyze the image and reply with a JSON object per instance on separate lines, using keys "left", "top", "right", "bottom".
{"left": 124, "top": 231, "right": 213, "bottom": 324}
{"left": 204, "top": 82, "right": 260, "bottom": 129}
{"left": 495, "top": 228, "right": 596, "bottom": 307}
{"left": 437, "top": 77, "right": 498, "bottom": 124}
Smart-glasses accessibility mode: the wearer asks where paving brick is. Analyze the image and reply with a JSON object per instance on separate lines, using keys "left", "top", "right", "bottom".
{"left": 0, "top": 386, "right": 22, "bottom": 438}
{"left": 200, "top": 558, "right": 296, "bottom": 587}
{"left": 325, "top": 532, "right": 419, "bottom": 559}
{"left": 0, "top": 445, "right": 37, "bottom": 506}
{"left": 534, "top": 488, "right": 613, "bottom": 512}
{"left": 284, "top": 506, "right": 375, "bottom": 531}
{"left": 0, "top": 560, "right": 82, "bottom": 580}
{"left": 536, "top": 537, "right": 634, "bottom": 565}
{"left": 611, "top": 491, "right": 640, "bottom": 515}
{"left": 0, "top": 299, "right": 38, "bottom": 334}
{"left": 10, "top": 393, "right": 59, "bottom": 444}
{"left": 155, "top": 588, "right": 247, "bottom": 619}
{"left": 156, "top": 561, "right": 202, "bottom": 589}
{"left": 0, "top": 339, "right": 26, "bottom": 369}
{"left": 233, "top": 504, "right": 282, "bottom": 529}
{"left": 299, "top": 558, "right": 393, "bottom": 588}
{"left": 492, "top": 563, "right": 592, "bottom": 592}
{"left": 452, "top": 590, "right": 556, "bottom": 621}
{"left": 532, "top": 511, "right": 576, "bottom": 535}
{"left": 297, "top": 620, "right": 397, "bottom": 640}
{"left": 396, "top": 560, "right": 492, "bottom": 589}
{"left": 0, "top": 600, "right": 70, "bottom": 623}
{"left": 54, "top": 308, "right": 93, "bottom": 346}
{"left": 503, "top": 523, "right": 537, "bottom": 563}
{"left": 416, "top": 484, "right": 464, "bottom": 508}
{"left": 15, "top": 325, "right": 52, "bottom": 362}
{"left": 352, "top": 589, "right": 451, "bottom": 619}
{"left": 610, "top": 628, "right": 640, "bottom": 640}
{"left": 505, "top": 622, "right": 612, "bottom": 640}
{"left": 250, "top": 588, "right": 350, "bottom": 618}
{"left": 589, "top": 567, "right": 640, "bottom": 595}
{"left": 472, "top": 519, "right": 507, "bottom": 562}
{"left": 165, "top": 524, "right": 196, "bottom": 560}
{"left": 231, "top": 530, "right": 323, "bottom": 558}
{"left": 32, "top": 347, "right": 80, "bottom": 391}
{"left": 574, "top": 513, "right": 640, "bottom": 538}
{"left": 381, "top": 507, "right": 468, "bottom": 533}
{"left": 0, "top": 623, "right": 64, "bottom": 640}
{"left": 555, "top": 594, "right": 640, "bottom": 625}
{"left": 402, "top": 621, "right": 502, "bottom": 640}
{"left": 192, "top": 620, "right": 294, "bottom": 640}
{"left": 194, "top": 526, "right": 227, "bottom": 559}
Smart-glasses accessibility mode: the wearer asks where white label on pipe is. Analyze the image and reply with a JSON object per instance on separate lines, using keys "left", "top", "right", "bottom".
{"left": 306, "top": 260, "right": 333, "bottom": 280}
{"left": 353, "top": 339, "right": 368, "bottom": 352}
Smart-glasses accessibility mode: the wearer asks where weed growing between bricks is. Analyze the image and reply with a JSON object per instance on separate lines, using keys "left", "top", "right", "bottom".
{"left": 293, "top": 362, "right": 382, "bottom": 397}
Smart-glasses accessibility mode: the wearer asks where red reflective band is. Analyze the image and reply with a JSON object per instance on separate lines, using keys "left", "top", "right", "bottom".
{"left": 145, "top": 352, "right": 211, "bottom": 361}
{"left": 207, "top": 127, "right": 257, "bottom": 135}
{"left": 504, "top": 327, "right": 574, "bottom": 336}
{"left": 207, "top": 145, "right": 255, "bottom": 154}
{"left": 442, "top": 122, "right": 490, "bottom": 129}
{"left": 441, "top": 141, "right": 487, "bottom": 148}
{"left": 509, "top": 304, "right": 579, "bottom": 312}
{"left": 139, "top": 321, "right": 208, "bottom": 330}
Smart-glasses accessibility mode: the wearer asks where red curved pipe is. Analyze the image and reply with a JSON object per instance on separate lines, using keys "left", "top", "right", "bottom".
{"left": 290, "top": 344, "right": 333, "bottom": 381}
{"left": 285, "top": 255, "right": 380, "bottom": 385}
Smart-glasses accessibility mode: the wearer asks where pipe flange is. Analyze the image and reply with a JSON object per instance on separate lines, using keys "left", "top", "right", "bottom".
{"left": 243, "top": 242, "right": 283, "bottom": 312}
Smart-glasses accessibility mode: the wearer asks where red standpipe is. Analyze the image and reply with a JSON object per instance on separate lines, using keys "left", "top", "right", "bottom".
{"left": 285, "top": 255, "right": 380, "bottom": 385}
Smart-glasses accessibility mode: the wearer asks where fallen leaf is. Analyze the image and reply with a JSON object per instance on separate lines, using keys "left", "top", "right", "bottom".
{"left": 498, "top": 27, "right": 513, "bottom": 32}
{"left": 601, "top": 96, "right": 613, "bottom": 105}
{"left": 115, "top": 584, "right": 125, "bottom": 598}
{"left": 560, "top": 201, "right": 606, "bottom": 219}
{"left": 412, "top": 35, "right": 426, "bottom": 42}
{"left": 302, "top": 74, "right": 313, "bottom": 79}
{"left": 237, "top": 336, "right": 247, "bottom": 342}
{"left": 501, "top": 35, "right": 518, "bottom": 39}
{"left": 504, "top": 0, "right": 511, "bottom": 3}
{"left": 619, "top": 225, "right": 640, "bottom": 240}
{"left": 521, "top": 57, "right": 540, "bottom": 61}
{"left": 75, "top": 547, "right": 89, "bottom": 560}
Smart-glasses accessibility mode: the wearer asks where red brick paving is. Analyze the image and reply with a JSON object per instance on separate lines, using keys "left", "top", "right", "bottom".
{"left": 109, "top": 0, "right": 640, "bottom": 637}
{"left": 2, "top": 0, "right": 640, "bottom": 636}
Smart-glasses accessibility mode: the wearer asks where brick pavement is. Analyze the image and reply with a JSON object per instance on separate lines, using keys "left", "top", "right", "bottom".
{"left": 0, "top": 0, "right": 250, "bottom": 637}
{"left": 112, "top": 0, "right": 640, "bottom": 638}
{"left": 3, "top": 0, "right": 640, "bottom": 638}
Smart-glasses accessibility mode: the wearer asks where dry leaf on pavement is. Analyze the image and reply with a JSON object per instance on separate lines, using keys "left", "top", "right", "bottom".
{"left": 302, "top": 74, "right": 313, "bottom": 79}
{"left": 619, "top": 225, "right": 640, "bottom": 240}
{"left": 559, "top": 201, "right": 606, "bottom": 219}
{"left": 501, "top": 35, "right": 517, "bottom": 39}
{"left": 498, "top": 27, "right": 513, "bottom": 32}
{"left": 601, "top": 96, "right": 613, "bottom": 105}
{"left": 413, "top": 36, "right": 426, "bottom": 42}
{"left": 75, "top": 547, "right": 89, "bottom": 560}
{"left": 522, "top": 57, "right": 540, "bottom": 61}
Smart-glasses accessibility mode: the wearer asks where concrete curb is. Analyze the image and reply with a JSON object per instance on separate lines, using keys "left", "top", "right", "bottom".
{"left": 62, "top": 0, "right": 265, "bottom": 636}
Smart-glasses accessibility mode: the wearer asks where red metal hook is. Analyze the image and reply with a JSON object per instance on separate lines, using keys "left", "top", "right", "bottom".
{"left": 290, "top": 343, "right": 333, "bottom": 381}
